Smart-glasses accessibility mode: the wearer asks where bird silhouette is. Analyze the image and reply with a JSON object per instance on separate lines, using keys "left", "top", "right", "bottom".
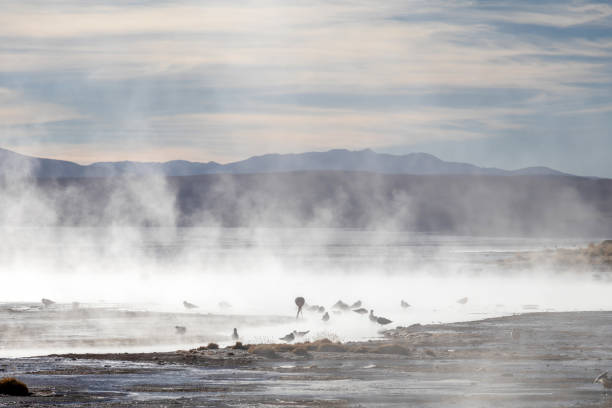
{"left": 280, "top": 332, "right": 295, "bottom": 342}
{"left": 175, "top": 326, "right": 187, "bottom": 335}
{"left": 295, "top": 297, "right": 305, "bottom": 319}
{"left": 41, "top": 298, "right": 55, "bottom": 307}
{"left": 218, "top": 301, "right": 232, "bottom": 309}
{"left": 353, "top": 308, "right": 368, "bottom": 314}
{"left": 457, "top": 297, "right": 468, "bottom": 305}
{"left": 333, "top": 300, "right": 350, "bottom": 311}
{"left": 400, "top": 300, "right": 411, "bottom": 308}
{"left": 376, "top": 316, "right": 393, "bottom": 325}
{"left": 594, "top": 372, "right": 612, "bottom": 389}
{"left": 322, "top": 312, "right": 330, "bottom": 321}
{"left": 183, "top": 301, "right": 198, "bottom": 309}
{"left": 293, "top": 330, "right": 310, "bottom": 338}
{"left": 232, "top": 328, "right": 239, "bottom": 340}
{"left": 350, "top": 300, "right": 362, "bottom": 308}
{"left": 369, "top": 310, "right": 378, "bottom": 322}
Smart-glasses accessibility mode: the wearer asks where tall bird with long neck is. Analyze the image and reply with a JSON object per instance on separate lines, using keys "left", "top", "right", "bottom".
{"left": 295, "top": 297, "right": 305, "bottom": 319}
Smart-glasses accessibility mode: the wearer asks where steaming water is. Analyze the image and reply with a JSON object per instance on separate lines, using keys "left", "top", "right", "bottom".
{"left": 1, "top": 227, "right": 609, "bottom": 357}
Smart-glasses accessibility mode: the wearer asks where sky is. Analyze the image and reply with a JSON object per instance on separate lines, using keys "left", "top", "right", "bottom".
{"left": 0, "top": 0, "right": 611, "bottom": 177}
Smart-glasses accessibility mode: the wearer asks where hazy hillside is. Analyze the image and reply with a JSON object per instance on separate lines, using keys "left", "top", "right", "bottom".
{"left": 1, "top": 172, "right": 610, "bottom": 237}
{"left": 0, "top": 147, "right": 567, "bottom": 177}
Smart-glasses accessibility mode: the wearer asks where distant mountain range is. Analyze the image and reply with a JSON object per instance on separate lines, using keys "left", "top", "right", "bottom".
{"left": 0, "top": 147, "right": 569, "bottom": 178}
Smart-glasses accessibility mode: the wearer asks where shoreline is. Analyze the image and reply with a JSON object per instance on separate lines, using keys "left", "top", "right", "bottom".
{"left": 2, "top": 306, "right": 610, "bottom": 359}
{"left": 2, "top": 311, "right": 612, "bottom": 406}
{"left": 44, "top": 309, "right": 612, "bottom": 364}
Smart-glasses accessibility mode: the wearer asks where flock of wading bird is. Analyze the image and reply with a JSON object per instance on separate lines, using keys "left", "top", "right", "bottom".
{"left": 181, "top": 296, "right": 612, "bottom": 391}
{"left": 181, "top": 296, "right": 464, "bottom": 343}
{"left": 34, "top": 297, "right": 612, "bottom": 390}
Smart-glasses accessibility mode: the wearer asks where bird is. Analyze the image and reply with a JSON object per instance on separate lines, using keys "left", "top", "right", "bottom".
{"left": 594, "top": 372, "right": 612, "bottom": 389}
{"left": 293, "top": 330, "right": 310, "bottom": 338}
{"left": 295, "top": 297, "right": 305, "bottom": 319}
{"left": 232, "top": 328, "right": 239, "bottom": 341}
{"left": 353, "top": 308, "right": 368, "bottom": 314}
{"left": 511, "top": 328, "right": 521, "bottom": 341}
{"left": 306, "top": 304, "right": 325, "bottom": 313}
{"left": 333, "top": 300, "right": 350, "bottom": 311}
{"left": 369, "top": 310, "right": 378, "bottom": 322}
{"left": 280, "top": 332, "right": 295, "bottom": 342}
{"left": 322, "top": 312, "right": 330, "bottom": 321}
{"left": 41, "top": 298, "right": 55, "bottom": 307}
{"left": 457, "top": 297, "right": 468, "bottom": 305}
{"left": 175, "top": 326, "right": 187, "bottom": 335}
{"left": 400, "top": 300, "right": 411, "bottom": 308}
{"left": 377, "top": 316, "right": 393, "bottom": 325}
{"left": 350, "top": 300, "right": 362, "bottom": 308}
{"left": 218, "top": 301, "right": 232, "bottom": 309}
{"left": 183, "top": 301, "right": 198, "bottom": 309}
{"left": 306, "top": 304, "right": 320, "bottom": 312}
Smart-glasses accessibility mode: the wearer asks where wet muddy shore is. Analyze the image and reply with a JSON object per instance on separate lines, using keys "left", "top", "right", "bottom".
{"left": 2, "top": 311, "right": 612, "bottom": 407}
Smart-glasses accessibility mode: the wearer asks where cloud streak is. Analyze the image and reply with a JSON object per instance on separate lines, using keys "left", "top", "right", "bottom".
{"left": 0, "top": 0, "right": 610, "bottom": 175}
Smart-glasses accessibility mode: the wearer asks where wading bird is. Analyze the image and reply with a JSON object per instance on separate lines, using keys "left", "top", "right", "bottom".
{"left": 457, "top": 297, "right": 469, "bottom": 305}
{"left": 401, "top": 300, "right": 411, "bottom": 308}
{"left": 232, "top": 328, "right": 239, "bottom": 341}
{"left": 377, "top": 316, "right": 393, "bottom": 325}
{"left": 369, "top": 310, "right": 378, "bottom": 322}
{"left": 350, "top": 300, "right": 362, "bottom": 308}
{"left": 594, "top": 372, "right": 612, "bottom": 389}
{"left": 353, "top": 308, "right": 368, "bottom": 314}
{"left": 333, "top": 300, "right": 350, "bottom": 311}
{"left": 175, "top": 326, "right": 187, "bottom": 335}
{"left": 41, "top": 298, "right": 55, "bottom": 307}
{"left": 295, "top": 297, "right": 305, "bottom": 319}
{"left": 322, "top": 312, "right": 330, "bottom": 321}
{"left": 293, "top": 330, "right": 310, "bottom": 338}
{"left": 307, "top": 304, "right": 325, "bottom": 313}
{"left": 280, "top": 332, "right": 295, "bottom": 342}
{"left": 183, "top": 301, "right": 198, "bottom": 309}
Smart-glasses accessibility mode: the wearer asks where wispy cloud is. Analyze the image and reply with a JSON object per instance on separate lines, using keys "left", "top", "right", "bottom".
{"left": 0, "top": 88, "right": 82, "bottom": 126}
{"left": 0, "top": 0, "right": 610, "bottom": 175}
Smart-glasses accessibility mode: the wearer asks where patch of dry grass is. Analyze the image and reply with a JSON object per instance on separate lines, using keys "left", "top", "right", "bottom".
{"left": 370, "top": 344, "right": 411, "bottom": 355}
{"left": 232, "top": 342, "right": 249, "bottom": 350}
{"left": 245, "top": 338, "right": 418, "bottom": 358}
{"left": 248, "top": 344, "right": 280, "bottom": 358}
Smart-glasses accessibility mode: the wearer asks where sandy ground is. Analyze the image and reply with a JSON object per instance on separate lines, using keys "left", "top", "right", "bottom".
{"left": 1, "top": 311, "right": 612, "bottom": 407}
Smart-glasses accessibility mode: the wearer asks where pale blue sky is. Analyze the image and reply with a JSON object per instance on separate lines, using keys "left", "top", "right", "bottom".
{"left": 0, "top": 0, "right": 611, "bottom": 176}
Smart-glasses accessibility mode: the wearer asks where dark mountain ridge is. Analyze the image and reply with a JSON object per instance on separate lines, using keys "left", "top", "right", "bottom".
{"left": 0, "top": 147, "right": 568, "bottom": 178}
